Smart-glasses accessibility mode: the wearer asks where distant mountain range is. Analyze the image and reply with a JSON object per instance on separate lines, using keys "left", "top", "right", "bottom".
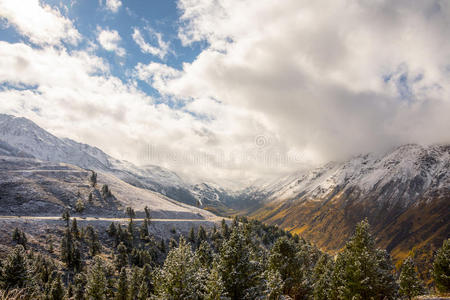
{"left": 0, "top": 113, "right": 448, "bottom": 269}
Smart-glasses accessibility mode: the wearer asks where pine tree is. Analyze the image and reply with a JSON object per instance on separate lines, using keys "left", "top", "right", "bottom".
{"left": 61, "top": 228, "right": 74, "bottom": 268}
{"left": 268, "top": 236, "right": 307, "bottom": 297}
{"left": 115, "top": 267, "right": 128, "bottom": 300}
{"left": 0, "top": 245, "right": 28, "bottom": 289}
{"left": 49, "top": 272, "right": 64, "bottom": 300}
{"left": 75, "top": 199, "right": 85, "bottom": 213}
{"left": 71, "top": 218, "right": 80, "bottom": 239}
{"left": 73, "top": 273, "right": 86, "bottom": 300}
{"left": 12, "top": 228, "right": 27, "bottom": 249}
{"left": 205, "top": 261, "right": 226, "bottom": 300}
{"left": 140, "top": 218, "right": 149, "bottom": 240}
{"left": 217, "top": 229, "right": 264, "bottom": 299}
{"left": 144, "top": 206, "right": 151, "bottom": 220}
{"left": 89, "top": 171, "right": 97, "bottom": 187}
{"left": 107, "top": 222, "right": 117, "bottom": 237}
{"left": 101, "top": 184, "right": 112, "bottom": 199}
{"left": 196, "top": 240, "right": 213, "bottom": 267}
{"left": 197, "top": 226, "right": 207, "bottom": 245}
{"left": 115, "top": 242, "right": 128, "bottom": 270}
{"left": 313, "top": 254, "right": 334, "bottom": 300}
{"left": 126, "top": 207, "right": 135, "bottom": 220}
{"left": 264, "top": 269, "right": 284, "bottom": 300}
{"left": 88, "top": 192, "right": 93, "bottom": 203}
{"left": 332, "top": 219, "right": 398, "bottom": 300}
{"left": 399, "top": 256, "right": 425, "bottom": 300}
{"left": 154, "top": 237, "right": 207, "bottom": 299}
{"left": 140, "top": 264, "right": 154, "bottom": 296}
{"left": 85, "top": 257, "right": 107, "bottom": 300}
{"left": 433, "top": 238, "right": 450, "bottom": 294}
{"left": 61, "top": 209, "right": 70, "bottom": 227}
{"left": 128, "top": 266, "right": 140, "bottom": 300}
{"left": 188, "top": 227, "right": 196, "bottom": 245}
{"left": 221, "top": 219, "right": 230, "bottom": 239}
{"left": 85, "top": 225, "right": 101, "bottom": 256}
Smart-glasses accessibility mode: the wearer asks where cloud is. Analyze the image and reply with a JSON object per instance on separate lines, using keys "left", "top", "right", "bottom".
{"left": 138, "top": 0, "right": 450, "bottom": 167}
{"left": 132, "top": 28, "right": 170, "bottom": 59}
{"left": 105, "top": 0, "right": 121, "bottom": 13}
{"left": 0, "top": 0, "right": 81, "bottom": 46}
{"left": 97, "top": 28, "right": 125, "bottom": 57}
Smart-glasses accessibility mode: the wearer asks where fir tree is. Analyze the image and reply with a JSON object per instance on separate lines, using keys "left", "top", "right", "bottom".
{"left": 107, "top": 222, "right": 117, "bottom": 238}
{"left": 264, "top": 269, "right": 284, "bottom": 300}
{"left": 126, "top": 207, "right": 135, "bottom": 220}
{"left": 268, "top": 236, "right": 307, "bottom": 298}
{"left": 217, "top": 229, "right": 264, "bottom": 299}
{"left": 144, "top": 206, "right": 151, "bottom": 220}
{"left": 313, "top": 254, "right": 334, "bottom": 300}
{"left": 49, "top": 272, "right": 64, "bottom": 300}
{"left": 115, "top": 242, "right": 128, "bottom": 270}
{"left": 73, "top": 273, "right": 86, "bottom": 300}
{"left": 196, "top": 240, "right": 213, "bottom": 267}
{"left": 154, "top": 237, "right": 207, "bottom": 299}
{"left": 75, "top": 199, "right": 85, "bottom": 213}
{"left": 89, "top": 171, "right": 97, "bottom": 187}
{"left": 332, "top": 219, "right": 398, "bottom": 300}
{"left": 0, "top": 245, "right": 28, "bottom": 289}
{"left": 433, "top": 238, "right": 450, "bottom": 294}
{"left": 85, "top": 225, "right": 101, "bottom": 256}
{"left": 221, "top": 219, "right": 230, "bottom": 239}
{"left": 188, "top": 227, "right": 196, "bottom": 245}
{"left": 71, "top": 218, "right": 80, "bottom": 239}
{"left": 61, "top": 209, "right": 70, "bottom": 227}
{"left": 139, "top": 218, "right": 149, "bottom": 240}
{"left": 88, "top": 192, "right": 93, "bottom": 203}
{"left": 12, "top": 228, "right": 27, "bottom": 249}
{"left": 128, "top": 266, "right": 140, "bottom": 300}
{"left": 197, "top": 226, "right": 207, "bottom": 245}
{"left": 115, "top": 267, "right": 128, "bottom": 300}
{"left": 205, "top": 261, "right": 226, "bottom": 300}
{"left": 399, "top": 256, "right": 425, "bottom": 300}
{"left": 85, "top": 257, "right": 107, "bottom": 300}
{"left": 140, "top": 264, "right": 154, "bottom": 296}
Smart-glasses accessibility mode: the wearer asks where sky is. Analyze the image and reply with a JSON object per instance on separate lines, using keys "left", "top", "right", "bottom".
{"left": 0, "top": 0, "right": 449, "bottom": 187}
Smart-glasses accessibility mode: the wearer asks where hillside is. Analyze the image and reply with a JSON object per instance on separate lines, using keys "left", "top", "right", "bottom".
{"left": 251, "top": 144, "right": 450, "bottom": 274}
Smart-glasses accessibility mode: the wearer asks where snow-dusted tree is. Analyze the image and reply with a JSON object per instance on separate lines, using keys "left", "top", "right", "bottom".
{"left": 268, "top": 236, "right": 308, "bottom": 298}
{"left": 49, "top": 272, "right": 64, "bottom": 300}
{"left": 0, "top": 245, "right": 28, "bottom": 289}
{"left": 217, "top": 229, "right": 264, "bottom": 299}
{"left": 204, "top": 260, "right": 226, "bottom": 300}
{"left": 433, "top": 238, "right": 450, "bottom": 294}
{"left": 264, "top": 269, "right": 284, "bottom": 300}
{"left": 313, "top": 254, "right": 334, "bottom": 300}
{"left": 115, "top": 242, "right": 128, "bottom": 270}
{"left": 196, "top": 240, "right": 213, "bottom": 267}
{"left": 75, "top": 199, "right": 84, "bottom": 213}
{"left": 332, "top": 219, "right": 398, "bottom": 300}
{"left": 85, "top": 225, "right": 101, "bottom": 256}
{"left": 154, "top": 237, "right": 207, "bottom": 299}
{"left": 399, "top": 256, "right": 425, "bottom": 300}
{"left": 85, "top": 257, "right": 107, "bottom": 300}
{"left": 115, "top": 267, "right": 128, "bottom": 300}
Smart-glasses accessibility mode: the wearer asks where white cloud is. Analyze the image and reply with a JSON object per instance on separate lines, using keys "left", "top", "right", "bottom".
{"left": 132, "top": 28, "right": 170, "bottom": 59}
{"left": 105, "top": 0, "right": 121, "bottom": 13}
{"left": 0, "top": 0, "right": 81, "bottom": 46}
{"left": 97, "top": 28, "right": 125, "bottom": 57}
{"left": 137, "top": 0, "right": 450, "bottom": 168}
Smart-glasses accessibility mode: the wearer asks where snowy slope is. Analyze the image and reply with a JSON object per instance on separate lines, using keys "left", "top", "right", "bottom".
{"left": 259, "top": 144, "right": 450, "bottom": 208}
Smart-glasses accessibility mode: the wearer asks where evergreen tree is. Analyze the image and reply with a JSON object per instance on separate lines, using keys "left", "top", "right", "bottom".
{"left": 128, "top": 266, "right": 140, "bottom": 300}
{"left": 85, "top": 257, "right": 107, "bottom": 300}
{"left": 71, "top": 218, "right": 80, "bottom": 239}
{"left": 205, "top": 261, "right": 226, "bottom": 300}
{"left": 140, "top": 264, "right": 154, "bottom": 296}
{"left": 73, "top": 273, "right": 86, "bottom": 300}
{"left": 399, "top": 256, "right": 425, "bottom": 300}
{"left": 0, "top": 245, "right": 28, "bottom": 289}
{"left": 89, "top": 171, "right": 97, "bottom": 187}
{"left": 115, "top": 267, "right": 128, "bottom": 300}
{"left": 221, "top": 219, "right": 230, "bottom": 239}
{"left": 313, "top": 254, "right": 334, "bottom": 300}
{"left": 107, "top": 222, "right": 117, "bottom": 238}
{"left": 154, "top": 237, "right": 207, "bottom": 299}
{"left": 101, "top": 184, "right": 112, "bottom": 199}
{"left": 88, "top": 192, "right": 93, "bottom": 203}
{"left": 115, "top": 242, "right": 128, "bottom": 270}
{"left": 49, "top": 272, "right": 64, "bottom": 300}
{"left": 188, "top": 227, "right": 196, "bottom": 245}
{"left": 264, "top": 269, "right": 284, "bottom": 300}
{"left": 61, "top": 209, "right": 70, "bottom": 227}
{"left": 12, "top": 228, "right": 27, "bottom": 249}
{"left": 197, "top": 226, "right": 207, "bottom": 245}
{"left": 217, "top": 229, "right": 264, "bottom": 299}
{"left": 332, "top": 219, "right": 398, "bottom": 300}
{"left": 61, "top": 228, "right": 74, "bottom": 268}
{"left": 433, "top": 238, "right": 450, "bottom": 294}
{"left": 268, "top": 236, "right": 307, "bottom": 298}
{"left": 126, "top": 207, "right": 135, "bottom": 220}
{"left": 196, "top": 240, "right": 213, "bottom": 267}
{"left": 85, "top": 225, "right": 101, "bottom": 256}
{"left": 75, "top": 199, "right": 85, "bottom": 213}
{"left": 144, "top": 206, "right": 151, "bottom": 220}
{"left": 140, "top": 218, "right": 149, "bottom": 240}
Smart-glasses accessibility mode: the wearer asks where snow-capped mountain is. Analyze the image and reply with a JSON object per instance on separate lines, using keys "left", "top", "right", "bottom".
{"left": 0, "top": 114, "right": 235, "bottom": 207}
{"left": 251, "top": 143, "right": 449, "bottom": 263}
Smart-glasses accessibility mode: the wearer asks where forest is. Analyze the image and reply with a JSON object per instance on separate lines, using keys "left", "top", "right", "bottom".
{"left": 0, "top": 211, "right": 449, "bottom": 300}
